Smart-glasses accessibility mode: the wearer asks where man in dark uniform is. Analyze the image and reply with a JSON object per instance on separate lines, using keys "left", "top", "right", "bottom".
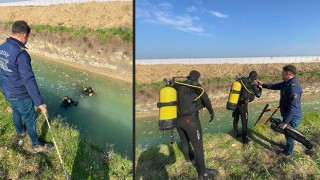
{"left": 0, "top": 21, "right": 52, "bottom": 153}
{"left": 173, "top": 70, "right": 216, "bottom": 179}
{"left": 258, "top": 65, "right": 302, "bottom": 159}
{"left": 233, "top": 71, "right": 262, "bottom": 144}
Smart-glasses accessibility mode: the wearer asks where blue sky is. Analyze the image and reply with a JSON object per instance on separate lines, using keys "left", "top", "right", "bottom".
{"left": 136, "top": 0, "right": 320, "bottom": 59}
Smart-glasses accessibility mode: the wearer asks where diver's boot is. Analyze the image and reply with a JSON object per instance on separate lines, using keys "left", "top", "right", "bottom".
{"left": 198, "top": 169, "right": 219, "bottom": 180}
{"left": 243, "top": 136, "right": 252, "bottom": 144}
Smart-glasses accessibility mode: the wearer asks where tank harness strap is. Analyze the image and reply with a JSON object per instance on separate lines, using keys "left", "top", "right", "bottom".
{"left": 231, "top": 89, "right": 241, "bottom": 94}
{"left": 157, "top": 101, "right": 177, "bottom": 108}
{"left": 173, "top": 81, "right": 204, "bottom": 101}
{"left": 240, "top": 79, "right": 252, "bottom": 94}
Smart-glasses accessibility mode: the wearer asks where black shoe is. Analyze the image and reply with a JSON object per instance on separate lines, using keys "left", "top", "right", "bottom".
{"left": 243, "top": 136, "right": 252, "bottom": 144}
{"left": 198, "top": 169, "right": 219, "bottom": 180}
{"left": 198, "top": 175, "right": 207, "bottom": 180}
{"left": 206, "top": 169, "right": 219, "bottom": 177}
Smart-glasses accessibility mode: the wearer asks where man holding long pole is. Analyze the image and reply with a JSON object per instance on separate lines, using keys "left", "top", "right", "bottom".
{"left": 0, "top": 20, "right": 52, "bottom": 153}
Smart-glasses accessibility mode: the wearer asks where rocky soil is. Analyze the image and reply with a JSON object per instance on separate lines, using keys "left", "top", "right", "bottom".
{"left": 0, "top": 2, "right": 132, "bottom": 82}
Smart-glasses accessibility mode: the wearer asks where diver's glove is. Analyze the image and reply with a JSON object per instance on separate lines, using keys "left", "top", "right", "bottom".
{"left": 209, "top": 113, "right": 214, "bottom": 122}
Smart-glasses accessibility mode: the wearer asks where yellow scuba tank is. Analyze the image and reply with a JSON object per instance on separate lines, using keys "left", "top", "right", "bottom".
{"left": 226, "top": 76, "right": 242, "bottom": 110}
{"left": 157, "top": 79, "right": 177, "bottom": 131}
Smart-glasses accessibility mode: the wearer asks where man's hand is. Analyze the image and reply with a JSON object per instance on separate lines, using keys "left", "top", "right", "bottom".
{"left": 38, "top": 104, "right": 47, "bottom": 113}
{"left": 209, "top": 113, "right": 214, "bottom": 122}
{"left": 278, "top": 122, "right": 288, "bottom": 129}
{"left": 257, "top": 80, "right": 262, "bottom": 86}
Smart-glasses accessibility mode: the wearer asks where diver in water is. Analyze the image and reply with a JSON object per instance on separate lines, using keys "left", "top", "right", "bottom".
{"left": 83, "top": 86, "right": 94, "bottom": 96}
{"left": 60, "top": 96, "right": 78, "bottom": 107}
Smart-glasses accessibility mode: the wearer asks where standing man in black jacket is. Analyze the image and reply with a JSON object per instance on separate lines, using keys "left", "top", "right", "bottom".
{"left": 174, "top": 70, "right": 216, "bottom": 179}
{"left": 233, "top": 71, "right": 262, "bottom": 144}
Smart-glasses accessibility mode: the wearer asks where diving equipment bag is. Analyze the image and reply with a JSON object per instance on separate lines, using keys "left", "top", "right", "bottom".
{"left": 270, "top": 118, "right": 313, "bottom": 150}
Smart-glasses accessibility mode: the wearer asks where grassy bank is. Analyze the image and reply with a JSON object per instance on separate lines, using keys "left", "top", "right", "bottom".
{"left": 0, "top": 21, "right": 133, "bottom": 43}
{"left": 0, "top": 93, "right": 132, "bottom": 179}
{"left": 136, "top": 112, "right": 320, "bottom": 179}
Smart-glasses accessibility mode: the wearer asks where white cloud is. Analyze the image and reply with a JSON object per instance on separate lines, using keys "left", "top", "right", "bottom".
{"left": 187, "top": 5, "right": 197, "bottom": 12}
{"left": 158, "top": 2, "right": 173, "bottom": 9}
{"left": 210, "top": 11, "right": 229, "bottom": 18}
{"left": 178, "top": 26, "right": 204, "bottom": 33}
{"left": 137, "top": 1, "right": 205, "bottom": 34}
{"left": 154, "top": 12, "right": 203, "bottom": 33}
{"left": 136, "top": 7, "right": 151, "bottom": 18}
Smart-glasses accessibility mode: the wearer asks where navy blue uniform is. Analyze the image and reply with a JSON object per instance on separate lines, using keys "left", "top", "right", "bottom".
{"left": 262, "top": 77, "right": 302, "bottom": 124}
{"left": 0, "top": 37, "right": 43, "bottom": 106}
{"left": 262, "top": 77, "right": 302, "bottom": 155}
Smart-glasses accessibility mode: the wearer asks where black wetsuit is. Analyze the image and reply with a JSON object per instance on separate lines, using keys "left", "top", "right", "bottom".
{"left": 174, "top": 79, "right": 214, "bottom": 176}
{"left": 60, "top": 98, "right": 78, "bottom": 107}
{"left": 233, "top": 77, "right": 261, "bottom": 143}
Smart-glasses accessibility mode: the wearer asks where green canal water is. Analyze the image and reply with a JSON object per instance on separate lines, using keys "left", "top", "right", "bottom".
{"left": 32, "top": 56, "right": 132, "bottom": 158}
{"left": 136, "top": 96, "right": 320, "bottom": 148}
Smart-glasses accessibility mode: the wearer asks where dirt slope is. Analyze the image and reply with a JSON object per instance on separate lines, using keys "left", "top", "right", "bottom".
{"left": 0, "top": 2, "right": 132, "bottom": 82}
{"left": 0, "top": 2, "right": 132, "bottom": 29}
{"left": 136, "top": 62, "right": 320, "bottom": 83}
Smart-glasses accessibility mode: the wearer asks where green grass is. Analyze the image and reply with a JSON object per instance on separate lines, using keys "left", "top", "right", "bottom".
{"left": 0, "top": 21, "right": 133, "bottom": 43}
{"left": 0, "top": 93, "right": 132, "bottom": 179}
{"left": 136, "top": 82, "right": 165, "bottom": 91}
{"left": 136, "top": 112, "right": 320, "bottom": 179}
{"left": 202, "top": 77, "right": 231, "bottom": 84}
{"left": 297, "top": 70, "right": 320, "bottom": 79}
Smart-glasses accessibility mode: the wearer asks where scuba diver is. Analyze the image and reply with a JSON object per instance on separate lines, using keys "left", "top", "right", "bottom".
{"left": 173, "top": 70, "right": 217, "bottom": 180}
{"left": 258, "top": 65, "right": 303, "bottom": 159}
{"left": 60, "top": 96, "right": 78, "bottom": 108}
{"left": 232, "top": 71, "right": 262, "bottom": 144}
{"left": 83, "top": 86, "right": 94, "bottom": 96}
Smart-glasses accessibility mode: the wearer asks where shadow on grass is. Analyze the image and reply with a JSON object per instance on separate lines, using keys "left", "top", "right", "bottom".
{"left": 8, "top": 134, "right": 55, "bottom": 179}
{"left": 136, "top": 144, "right": 176, "bottom": 179}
